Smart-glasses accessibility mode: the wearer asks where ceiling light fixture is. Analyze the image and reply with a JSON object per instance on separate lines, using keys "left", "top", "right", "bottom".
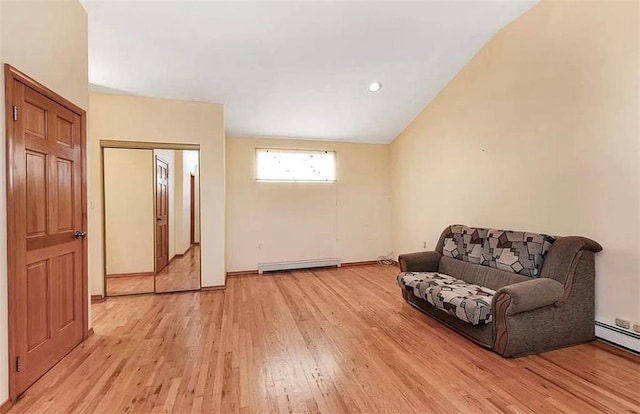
{"left": 368, "top": 82, "right": 382, "bottom": 92}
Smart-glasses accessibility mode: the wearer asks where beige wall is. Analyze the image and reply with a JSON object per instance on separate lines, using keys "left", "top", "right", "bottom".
{"left": 186, "top": 150, "right": 201, "bottom": 245}
{"left": 104, "top": 149, "right": 154, "bottom": 275}
{"left": 0, "top": 0, "right": 88, "bottom": 404}
{"left": 226, "top": 136, "right": 391, "bottom": 272}
{"left": 390, "top": 1, "right": 640, "bottom": 325}
{"left": 89, "top": 93, "right": 225, "bottom": 295}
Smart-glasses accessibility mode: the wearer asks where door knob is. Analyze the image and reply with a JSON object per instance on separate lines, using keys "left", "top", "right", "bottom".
{"left": 157, "top": 216, "right": 162, "bottom": 221}
{"left": 74, "top": 231, "right": 87, "bottom": 239}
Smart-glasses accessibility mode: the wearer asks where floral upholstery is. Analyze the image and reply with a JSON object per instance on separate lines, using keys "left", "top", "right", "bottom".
{"left": 397, "top": 272, "right": 496, "bottom": 325}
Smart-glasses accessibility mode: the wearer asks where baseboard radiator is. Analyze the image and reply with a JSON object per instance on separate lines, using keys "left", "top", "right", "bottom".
{"left": 595, "top": 321, "right": 640, "bottom": 353}
{"left": 258, "top": 258, "right": 341, "bottom": 274}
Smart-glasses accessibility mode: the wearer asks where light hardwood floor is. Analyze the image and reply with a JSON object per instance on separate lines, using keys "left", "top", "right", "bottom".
{"left": 106, "top": 274, "right": 154, "bottom": 296}
{"left": 8, "top": 265, "right": 640, "bottom": 413}
{"left": 106, "top": 245, "right": 201, "bottom": 296}
{"left": 155, "top": 245, "right": 201, "bottom": 293}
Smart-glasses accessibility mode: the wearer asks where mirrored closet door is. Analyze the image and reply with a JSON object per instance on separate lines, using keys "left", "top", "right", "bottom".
{"left": 103, "top": 145, "right": 201, "bottom": 296}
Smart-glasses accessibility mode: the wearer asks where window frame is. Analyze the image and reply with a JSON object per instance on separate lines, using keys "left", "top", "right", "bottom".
{"left": 254, "top": 147, "right": 337, "bottom": 183}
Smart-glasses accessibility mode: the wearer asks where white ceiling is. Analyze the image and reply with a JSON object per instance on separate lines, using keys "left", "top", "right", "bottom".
{"left": 82, "top": 1, "right": 535, "bottom": 144}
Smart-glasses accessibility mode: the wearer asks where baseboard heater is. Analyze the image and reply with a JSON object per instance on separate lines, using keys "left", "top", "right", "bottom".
{"left": 595, "top": 321, "right": 640, "bottom": 353}
{"left": 258, "top": 258, "right": 341, "bottom": 274}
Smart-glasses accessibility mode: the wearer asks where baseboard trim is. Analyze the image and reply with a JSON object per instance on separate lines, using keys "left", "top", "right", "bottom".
{"left": 341, "top": 260, "right": 378, "bottom": 267}
{"left": 91, "top": 295, "right": 106, "bottom": 304}
{"left": 106, "top": 272, "right": 154, "bottom": 279}
{"left": 0, "top": 398, "right": 12, "bottom": 414}
{"left": 174, "top": 244, "right": 194, "bottom": 258}
{"left": 595, "top": 321, "right": 640, "bottom": 353}
{"left": 201, "top": 285, "right": 225, "bottom": 291}
{"left": 258, "top": 258, "right": 341, "bottom": 274}
{"left": 227, "top": 259, "right": 390, "bottom": 277}
{"left": 227, "top": 270, "right": 259, "bottom": 277}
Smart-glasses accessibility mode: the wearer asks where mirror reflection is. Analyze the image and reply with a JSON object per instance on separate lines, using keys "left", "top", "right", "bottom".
{"left": 104, "top": 147, "right": 201, "bottom": 296}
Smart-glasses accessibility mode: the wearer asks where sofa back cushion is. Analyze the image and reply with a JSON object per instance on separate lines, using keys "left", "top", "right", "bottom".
{"left": 442, "top": 225, "right": 488, "bottom": 264}
{"left": 483, "top": 229, "right": 556, "bottom": 277}
{"left": 439, "top": 256, "right": 529, "bottom": 291}
{"left": 442, "top": 225, "right": 556, "bottom": 278}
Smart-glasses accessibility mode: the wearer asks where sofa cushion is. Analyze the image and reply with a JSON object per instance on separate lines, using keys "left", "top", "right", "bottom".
{"left": 442, "top": 225, "right": 556, "bottom": 278}
{"left": 483, "top": 229, "right": 556, "bottom": 277}
{"left": 439, "top": 256, "right": 530, "bottom": 291}
{"left": 442, "top": 225, "right": 488, "bottom": 264}
{"left": 396, "top": 271, "right": 464, "bottom": 298}
{"left": 397, "top": 271, "right": 496, "bottom": 326}
{"left": 397, "top": 272, "right": 426, "bottom": 295}
{"left": 424, "top": 283, "right": 496, "bottom": 326}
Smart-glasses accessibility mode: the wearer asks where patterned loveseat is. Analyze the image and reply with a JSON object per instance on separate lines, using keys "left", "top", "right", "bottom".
{"left": 397, "top": 225, "right": 602, "bottom": 357}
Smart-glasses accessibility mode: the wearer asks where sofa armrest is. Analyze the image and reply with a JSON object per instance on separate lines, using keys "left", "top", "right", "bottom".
{"left": 494, "top": 278, "right": 565, "bottom": 316}
{"left": 398, "top": 251, "right": 442, "bottom": 272}
{"left": 540, "top": 236, "right": 602, "bottom": 283}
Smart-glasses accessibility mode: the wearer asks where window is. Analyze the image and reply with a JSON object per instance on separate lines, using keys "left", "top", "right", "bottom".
{"left": 256, "top": 148, "right": 336, "bottom": 182}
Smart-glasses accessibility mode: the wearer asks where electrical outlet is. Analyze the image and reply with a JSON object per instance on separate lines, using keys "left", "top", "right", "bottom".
{"left": 615, "top": 318, "right": 631, "bottom": 329}
{"left": 423, "top": 241, "right": 427, "bottom": 249}
{"left": 633, "top": 324, "right": 640, "bottom": 333}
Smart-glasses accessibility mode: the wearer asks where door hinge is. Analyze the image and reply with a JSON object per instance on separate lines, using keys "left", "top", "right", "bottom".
{"left": 12, "top": 105, "right": 18, "bottom": 122}
{"left": 15, "top": 356, "right": 21, "bottom": 372}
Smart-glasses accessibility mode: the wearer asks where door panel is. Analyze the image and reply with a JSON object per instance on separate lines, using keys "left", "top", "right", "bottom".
{"left": 55, "top": 115, "right": 74, "bottom": 148}
{"left": 156, "top": 157, "right": 169, "bottom": 272}
{"left": 56, "top": 252, "right": 76, "bottom": 328}
{"left": 26, "top": 151, "right": 48, "bottom": 236}
{"left": 55, "top": 158, "right": 74, "bottom": 231}
{"left": 23, "top": 101, "right": 46, "bottom": 139}
{"left": 7, "top": 70, "right": 86, "bottom": 399}
{"left": 26, "top": 261, "right": 50, "bottom": 351}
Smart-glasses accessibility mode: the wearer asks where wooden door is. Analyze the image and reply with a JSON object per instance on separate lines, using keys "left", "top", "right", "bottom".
{"left": 190, "top": 174, "right": 195, "bottom": 245}
{"left": 156, "top": 157, "right": 169, "bottom": 272}
{"left": 5, "top": 66, "right": 87, "bottom": 400}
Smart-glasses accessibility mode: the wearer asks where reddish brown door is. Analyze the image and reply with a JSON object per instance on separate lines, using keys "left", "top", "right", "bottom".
{"left": 6, "top": 67, "right": 86, "bottom": 399}
{"left": 156, "top": 157, "right": 169, "bottom": 272}
{"left": 190, "top": 174, "right": 195, "bottom": 246}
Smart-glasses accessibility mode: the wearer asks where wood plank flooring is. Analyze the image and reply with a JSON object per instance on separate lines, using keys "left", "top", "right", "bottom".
{"left": 8, "top": 264, "right": 640, "bottom": 413}
{"left": 155, "top": 245, "right": 201, "bottom": 293}
{"left": 106, "top": 274, "right": 154, "bottom": 296}
{"left": 106, "top": 245, "right": 201, "bottom": 296}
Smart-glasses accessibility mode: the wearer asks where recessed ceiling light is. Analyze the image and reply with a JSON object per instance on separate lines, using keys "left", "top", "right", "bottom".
{"left": 368, "top": 82, "right": 382, "bottom": 92}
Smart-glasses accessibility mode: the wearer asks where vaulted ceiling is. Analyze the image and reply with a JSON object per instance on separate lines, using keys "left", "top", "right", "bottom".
{"left": 82, "top": 1, "right": 535, "bottom": 143}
